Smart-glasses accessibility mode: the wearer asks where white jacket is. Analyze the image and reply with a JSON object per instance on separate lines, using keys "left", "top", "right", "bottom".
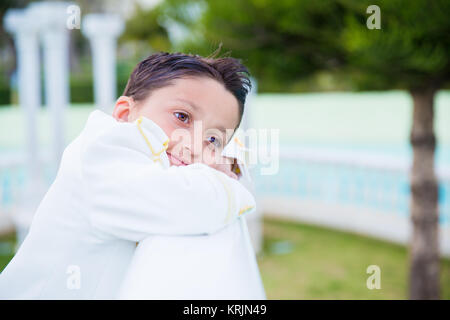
{"left": 117, "top": 132, "right": 267, "bottom": 300}
{"left": 0, "top": 110, "right": 256, "bottom": 299}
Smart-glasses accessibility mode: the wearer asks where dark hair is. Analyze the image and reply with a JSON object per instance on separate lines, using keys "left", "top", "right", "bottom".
{"left": 123, "top": 50, "right": 252, "bottom": 128}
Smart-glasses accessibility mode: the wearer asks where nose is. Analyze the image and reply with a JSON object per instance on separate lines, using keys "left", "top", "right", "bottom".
{"left": 179, "top": 143, "right": 192, "bottom": 161}
{"left": 181, "top": 134, "right": 206, "bottom": 164}
{"left": 170, "top": 127, "right": 205, "bottom": 164}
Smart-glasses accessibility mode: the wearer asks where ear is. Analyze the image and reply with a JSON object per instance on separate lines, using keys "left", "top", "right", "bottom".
{"left": 112, "top": 96, "right": 136, "bottom": 122}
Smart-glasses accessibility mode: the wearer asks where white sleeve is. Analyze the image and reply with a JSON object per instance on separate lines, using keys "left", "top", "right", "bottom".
{"left": 80, "top": 122, "right": 256, "bottom": 242}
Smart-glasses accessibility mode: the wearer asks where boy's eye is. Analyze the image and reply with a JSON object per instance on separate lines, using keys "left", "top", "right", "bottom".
{"left": 207, "top": 136, "right": 222, "bottom": 148}
{"left": 174, "top": 112, "right": 189, "bottom": 124}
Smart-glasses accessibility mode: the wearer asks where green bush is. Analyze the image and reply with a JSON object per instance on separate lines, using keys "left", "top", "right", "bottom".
{"left": 70, "top": 75, "right": 129, "bottom": 104}
{"left": 0, "top": 73, "right": 129, "bottom": 106}
{"left": 0, "top": 81, "right": 11, "bottom": 106}
{"left": 70, "top": 77, "right": 94, "bottom": 103}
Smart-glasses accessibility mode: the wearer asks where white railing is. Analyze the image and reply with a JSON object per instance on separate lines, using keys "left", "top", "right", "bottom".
{"left": 254, "top": 147, "right": 450, "bottom": 256}
{"left": 1, "top": 147, "right": 449, "bottom": 255}
{"left": 0, "top": 151, "right": 54, "bottom": 213}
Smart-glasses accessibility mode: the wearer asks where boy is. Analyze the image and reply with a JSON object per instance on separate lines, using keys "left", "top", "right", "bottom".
{"left": 0, "top": 52, "right": 259, "bottom": 299}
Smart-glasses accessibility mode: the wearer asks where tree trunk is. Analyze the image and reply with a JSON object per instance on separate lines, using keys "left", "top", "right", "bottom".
{"left": 408, "top": 88, "right": 440, "bottom": 300}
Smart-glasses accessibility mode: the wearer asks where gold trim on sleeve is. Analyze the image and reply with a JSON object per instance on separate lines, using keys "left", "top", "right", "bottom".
{"left": 136, "top": 117, "right": 169, "bottom": 156}
{"left": 239, "top": 205, "right": 254, "bottom": 216}
{"left": 213, "top": 172, "right": 236, "bottom": 223}
{"left": 234, "top": 137, "right": 245, "bottom": 148}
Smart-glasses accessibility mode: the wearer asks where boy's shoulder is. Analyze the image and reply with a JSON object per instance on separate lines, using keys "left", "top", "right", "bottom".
{"left": 83, "top": 110, "right": 123, "bottom": 138}
{"left": 80, "top": 110, "right": 170, "bottom": 167}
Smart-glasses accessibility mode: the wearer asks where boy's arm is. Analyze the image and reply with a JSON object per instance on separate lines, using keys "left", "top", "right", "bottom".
{"left": 80, "top": 122, "right": 255, "bottom": 242}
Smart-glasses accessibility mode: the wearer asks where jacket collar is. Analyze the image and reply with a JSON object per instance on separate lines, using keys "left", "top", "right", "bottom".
{"left": 135, "top": 115, "right": 169, "bottom": 145}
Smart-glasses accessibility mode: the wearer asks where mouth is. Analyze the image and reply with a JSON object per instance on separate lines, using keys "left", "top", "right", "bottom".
{"left": 166, "top": 152, "right": 189, "bottom": 166}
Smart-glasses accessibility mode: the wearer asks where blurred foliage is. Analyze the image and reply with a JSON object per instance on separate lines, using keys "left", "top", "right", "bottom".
{"left": 141, "top": 0, "right": 450, "bottom": 93}
{"left": 0, "top": 80, "right": 11, "bottom": 105}
{"left": 162, "top": 0, "right": 351, "bottom": 92}
{"left": 121, "top": 3, "right": 171, "bottom": 53}
{"left": 340, "top": 0, "right": 450, "bottom": 91}
{"left": 70, "top": 65, "right": 130, "bottom": 104}
{"left": 0, "top": 63, "right": 131, "bottom": 106}
{"left": 2, "top": 0, "right": 448, "bottom": 99}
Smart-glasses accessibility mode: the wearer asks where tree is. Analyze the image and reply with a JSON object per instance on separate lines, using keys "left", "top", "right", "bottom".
{"left": 340, "top": 0, "right": 449, "bottom": 299}
{"left": 161, "top": 0, "right": 449, "bottom": 299}
{"left": 163, "top": 0, "right": 352, "bottom": 92}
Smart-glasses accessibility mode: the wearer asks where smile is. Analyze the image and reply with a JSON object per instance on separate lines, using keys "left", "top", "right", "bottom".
{"left": 166, "top": 152, "right": 188, "bottom": 166}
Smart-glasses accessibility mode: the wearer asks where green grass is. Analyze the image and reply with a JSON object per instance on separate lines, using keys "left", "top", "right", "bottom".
{"left": 1, "top": 219, "right": 449, "bottom": 299}
{"left": 0, "top": 232, "right": 16, "bottom": 273}
{"left": 257, "top": 217, "right": 450, "bottom": 299}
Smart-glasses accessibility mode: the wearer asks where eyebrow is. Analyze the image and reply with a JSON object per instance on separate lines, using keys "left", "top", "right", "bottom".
{"left": 173, "top": 98, "right": 201, "bottom": 111}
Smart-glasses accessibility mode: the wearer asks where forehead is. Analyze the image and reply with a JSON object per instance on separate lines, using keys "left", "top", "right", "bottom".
{"left": 151, "top": 76, "right": 240, "bottom": 130}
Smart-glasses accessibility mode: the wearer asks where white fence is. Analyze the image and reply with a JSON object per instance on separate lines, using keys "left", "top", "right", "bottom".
{"left": 0, "top": 152, "right": 265, "bottom": 253}
{"left": 1, "top": 147, "right": 450, "bottom": 256}
{"left": 0, "top": 152, "right": 54, "bottom": 238}
{"left": 254, "top": 147, "right": 450, "bottom": 257}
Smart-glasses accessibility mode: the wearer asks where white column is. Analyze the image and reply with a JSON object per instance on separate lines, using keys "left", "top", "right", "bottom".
{"left": 82, "top": 14, "right": 124, "bottom": 113}
{"left": 29, "top": 2, "right": 71, "bottom": 169}
{"left": 4, "top": 9, "right": 45, "bottom": 247}
{"left": 4, "top": 9, "right": 41, "bottom": 183}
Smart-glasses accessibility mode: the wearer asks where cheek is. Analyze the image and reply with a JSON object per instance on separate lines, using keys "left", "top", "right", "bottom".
{"left": 164, "top": 128, "right": 179, "bottom": 153}
{"left": 149, "top": 116, "right": 176, "bottom": 143}
{"left": 134, "top": 105, "right": 173, "bottom": 137}
{"left": 165, "top": 126, "right": 192, "bottom": 156}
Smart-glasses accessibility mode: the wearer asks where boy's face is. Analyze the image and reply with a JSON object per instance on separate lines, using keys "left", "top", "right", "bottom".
{"left": 113, "top": 76, "right": 240, "bottom": 167}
